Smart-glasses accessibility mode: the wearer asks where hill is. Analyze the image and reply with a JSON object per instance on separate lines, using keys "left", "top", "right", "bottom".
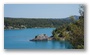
{"left": 4, "top": 16, "right": 79, "bottom": 29}
{"left": 4, "top": 17, "right": 78, "bottom": 29}
{"left": 52, "top": 16, "right": 84, "bottom": 49}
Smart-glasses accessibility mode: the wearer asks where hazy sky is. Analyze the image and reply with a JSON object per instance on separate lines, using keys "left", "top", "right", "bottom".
{"left": 4, "top": 4, "right": 80, "bottom": 18}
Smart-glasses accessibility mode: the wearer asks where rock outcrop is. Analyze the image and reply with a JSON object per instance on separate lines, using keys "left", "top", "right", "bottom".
{"left": 30, "top": 34, "right": 49, "bottom": 41}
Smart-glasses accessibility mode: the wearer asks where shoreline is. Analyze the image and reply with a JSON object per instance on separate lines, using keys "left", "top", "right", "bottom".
{"left": 4, "top": 27, "right": 56, "bottom": 30}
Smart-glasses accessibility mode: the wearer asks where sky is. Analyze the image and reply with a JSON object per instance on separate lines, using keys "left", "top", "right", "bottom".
{"left": 4, "top": 4, "right": 80, "bottom": 18}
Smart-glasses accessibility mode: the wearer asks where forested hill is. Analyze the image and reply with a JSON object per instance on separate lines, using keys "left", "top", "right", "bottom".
{"left": 52, "top": 16, "right": 84, "bottom": 49}
{"left": 4, "top": 16, "right": 78, "bottom": 29}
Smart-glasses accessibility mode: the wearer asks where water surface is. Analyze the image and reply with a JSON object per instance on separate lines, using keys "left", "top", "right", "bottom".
{"left": 4, "top": 28, "right": 72, "bottom": 49}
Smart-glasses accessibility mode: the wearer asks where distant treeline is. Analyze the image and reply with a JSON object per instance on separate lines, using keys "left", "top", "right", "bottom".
{"left": 4, "top": 17, "right": 74, "bottom": 29}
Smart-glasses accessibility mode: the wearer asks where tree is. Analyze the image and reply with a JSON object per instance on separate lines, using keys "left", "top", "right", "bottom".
{"left": 79, "top": 5, "right": 84, "bottom": 17}
{"left": 70, "top": 16, "right": 75, "bottom": 23}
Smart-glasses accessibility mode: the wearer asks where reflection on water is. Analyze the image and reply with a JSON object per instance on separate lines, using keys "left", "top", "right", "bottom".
{"left": 30, "top": 40, "right": 72, "bottom": 49}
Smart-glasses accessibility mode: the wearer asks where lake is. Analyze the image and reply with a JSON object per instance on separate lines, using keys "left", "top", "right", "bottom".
{"left": 4, "top": 28, "right": 72, "bottom": 49}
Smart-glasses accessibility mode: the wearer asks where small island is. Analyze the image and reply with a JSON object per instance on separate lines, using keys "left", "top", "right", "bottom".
{"left": 30, "top": 34, "right": 53, "bottom": 41}
{"left": 30, "top": 34, "right": 65, "bottom": 41}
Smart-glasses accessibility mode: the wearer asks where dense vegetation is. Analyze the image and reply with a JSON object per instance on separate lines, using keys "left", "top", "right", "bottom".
{"left": 4, "top": 17, "right": 75, "bottom": 29}
{"left": 52, "top": 16, "right": 84, "bottom": 49}
{"left": 52, "top": 5, "right": 84, "bottom": 49}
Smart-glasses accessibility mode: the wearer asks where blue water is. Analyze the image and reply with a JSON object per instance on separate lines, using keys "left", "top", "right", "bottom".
{"left": 4, "top": 28, "right": 72, "bottom": 49}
